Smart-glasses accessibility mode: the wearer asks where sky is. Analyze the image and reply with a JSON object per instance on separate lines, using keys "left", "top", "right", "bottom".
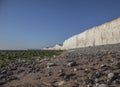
{"left": 0, "top": 0, "right": 120, "bottom": 50}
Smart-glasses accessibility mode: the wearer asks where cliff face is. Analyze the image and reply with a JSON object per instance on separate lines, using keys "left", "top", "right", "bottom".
{"left": 62, "top": 17, "right": 120, "bottom": 50}
{"left": 43, "top": 17, "right": 120, "bottom": 50}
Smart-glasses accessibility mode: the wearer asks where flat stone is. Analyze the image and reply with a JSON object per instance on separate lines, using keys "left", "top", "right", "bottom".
{"left": 98, "top": 84, "right": 108, "bottom": 87}
{"left": 47, "top": 62, "right": 56, "bottom": 68}
{"left": 58, "top": 72, "right": 65, "bottom": 77}
{"left": 67, "top": 62, "right": 77, "bottom": 67}
{"left": 58, "top": 81, "right": 65, "bottom": 86}
{"left": 100, "top": 64, "right": 107, "bottom": 68}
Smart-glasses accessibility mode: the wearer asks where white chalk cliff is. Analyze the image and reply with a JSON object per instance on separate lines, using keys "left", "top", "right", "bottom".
{"left": 44, "top": 17, "right": 120, "bottom": 50}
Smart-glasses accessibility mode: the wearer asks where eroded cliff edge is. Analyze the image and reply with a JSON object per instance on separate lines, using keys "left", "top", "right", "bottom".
{"left": 62, "top": 17, "right": 120, "bottom": 50}
{"left": 44, "top": 17, "right": 120, "bottom": 50}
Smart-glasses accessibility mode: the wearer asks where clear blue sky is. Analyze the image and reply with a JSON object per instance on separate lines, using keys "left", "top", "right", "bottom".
{"left": 0, "top": 0, "right": 120, "bottom": 50}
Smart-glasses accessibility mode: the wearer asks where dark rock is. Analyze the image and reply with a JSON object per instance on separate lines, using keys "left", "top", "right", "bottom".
{"left": 10, "top": 66, "right": 17, "bottom": 71}
{"left": 0, "top": 80, "right": 6, "bottom": 85}
{"left": 100, "top": 64, "right": 107, "bottom": 68}
{"left": 113, "top": 79, "right": 120, "bottom": 84}
{"left": 100, "top": 64, "right": 111, "bottom": 71}
{"left": 58, "top": 72, "right": 65, "bottom": 77}
{"left": 58, "top": 69, "right": 65, "bottom": 77}
{"left": 84, "top": 68, "right": 90, "bottom": 74}
{"left": 87, "top": 84, "right": 93, "bottom": 87}
{"left": 47, "top": 71, "right": 52, "bottom": 76}
{"left": 16, "top": 69, "right": 25, "bottom": 74}
{"left": 17, "top": 83, "right": 34, "bottom": 87}
{"left": 71, "top": 83, "right": 79, "bottom": 87}
{"left": 0, "top": 69, "right": 7, "bottom": 74}
{"left": 6, "top": 71, "right": 13, "bottom": 76}
{"left": 64, "top": 73, "right": 75, "bottom": 80}
{"left": 115, "top": 62, "right": 120, "bottom": 69}
{"left": 93, "top": 71, "right": 103, "bottom": 78}
{"left": 34, "top": 76, "right": 41, "bottom": 80}
{"left": 48, "top": 85, "right": 57, "bottom": 87}
{"left": 34, "top": 68, "right": 40, "bottom": 73}
{"left": 0, "top": 74, "right": 7, "bottom": 79}
{"left": 83, "top": 78, "right": 94, "bottom": 85}
{"left": 7, "top": 76, "right": 18, "bottom": 81}
{"left": 67, "top": 61, "right": 77, "bottom": 67}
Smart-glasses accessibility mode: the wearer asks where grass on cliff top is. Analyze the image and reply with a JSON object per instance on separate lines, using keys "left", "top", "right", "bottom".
{"left": 0, "top": 50, "right": 64, "bottom": 66}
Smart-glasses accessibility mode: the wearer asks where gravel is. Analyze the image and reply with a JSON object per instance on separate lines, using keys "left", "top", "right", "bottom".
{"left": 0, "top": 43, "right": 120, "bottom": 87}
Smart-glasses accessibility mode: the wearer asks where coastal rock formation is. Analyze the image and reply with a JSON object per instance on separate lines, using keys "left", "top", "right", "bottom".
{"left": 45, "top": 17, "right": 120, "bottom": 50}
{"left": 62, "top": 17, "right": 120, "bottom": 49}
{"left": 43, "top": 44, "right": 63, "bottom": 50}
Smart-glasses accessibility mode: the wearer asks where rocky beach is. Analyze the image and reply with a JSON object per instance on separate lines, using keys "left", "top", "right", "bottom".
{"left": 1, "top": 0, "right": 120, "bottom": 87}
{"left": 0, "top": 43, "right": 120, "bottom": 87}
